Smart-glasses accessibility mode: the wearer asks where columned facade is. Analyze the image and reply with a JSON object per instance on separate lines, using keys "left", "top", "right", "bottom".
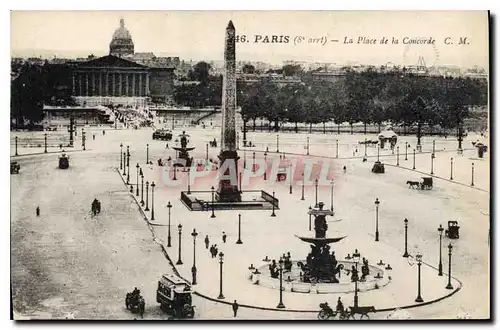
{"left": 73, "top": 70, "right": 149, "bottom": 98}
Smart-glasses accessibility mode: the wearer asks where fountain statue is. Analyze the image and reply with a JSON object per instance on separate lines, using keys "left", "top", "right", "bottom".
{"left": 173, "top": 131, "right": 195, "bottom": 167}
{"left": 296, "top": 202, "right": 346, "bottom": 283}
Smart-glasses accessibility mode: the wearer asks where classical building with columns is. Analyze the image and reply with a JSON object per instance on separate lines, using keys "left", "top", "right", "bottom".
{"left": 71, "top": 18, "right": 175, "bottom": 107}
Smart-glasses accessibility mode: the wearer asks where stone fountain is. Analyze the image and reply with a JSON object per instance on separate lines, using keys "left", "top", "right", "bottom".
{"left": 173, "top": 131, "right": 195, "bottom": 167}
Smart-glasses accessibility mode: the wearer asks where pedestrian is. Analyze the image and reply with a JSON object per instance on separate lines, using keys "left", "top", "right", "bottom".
{"left": 93, "top": 134, "right": 95, "bottom": 141}
{"left": 343, "top": 165, "right": 347, "bottom": 173}
{"left": 210, "top": 245, "right": 215, "bottom": 258}
{"left": 36, "top": 206, "right": 40, "bottom": 217}
{"left": 214, "top": 244, "right": 218, "bottom": 256}
{"left": 232, "top": 300, "right": 239, "bottom": 317}
{"left": 166, "top": 143, "right": 169, "bottom": 149}
{"left": 205, "top": 235, "right": 210, "bottom": 249}
{"left": 222, "top": 232, "right": 227, "bottom": 243}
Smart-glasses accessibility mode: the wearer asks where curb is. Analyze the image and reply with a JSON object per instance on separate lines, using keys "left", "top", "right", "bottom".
{"left": 11, "top": 148, "right": 90, "bottom": 158}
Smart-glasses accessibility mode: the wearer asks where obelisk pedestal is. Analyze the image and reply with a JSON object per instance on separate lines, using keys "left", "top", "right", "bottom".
{"left": 216, "top": 20, "right": 242, "bottom": 202}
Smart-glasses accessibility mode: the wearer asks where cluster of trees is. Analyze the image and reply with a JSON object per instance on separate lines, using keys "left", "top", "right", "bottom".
{"left": 11, "top": 63, "right": 75, "bottom": 125}
{"left": 237, "top": 69, "right": 487, "bottom": 135}
{"left": 173, "top": 62, "right": 222, "bottom": 107}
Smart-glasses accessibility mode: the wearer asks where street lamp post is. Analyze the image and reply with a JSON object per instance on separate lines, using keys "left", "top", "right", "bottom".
{"left": 264, "top": 152, "right": 268, "bottom": 180}
{"left": 271, "top": 191, "right": 276, "bottom": 217}
{"left": 218, "top": 252, "right": 225, "bottom": 299}
{"left": 403, "top": 218, "right": 409, "bottom": 257}
{"left": 151, "top": 182, "right": 156, "bottom": 221}
{"left": 120, "top": 143, "right": 123, "bottom": 170}
{"left": 136, "top": 163, "right": 140, "bottom": 196}
{"left": 167, "top": 201, "right": 172, "bottom": 247}
{"left": 187, "top": 167, "right": 191, "bottom": 194}
{"left": 176, "top": 224, "right": 183, "bottom": 265}
{"left": 471, "top": 162, "right": 475, "bottom": 186}
{"left": 413, "top": 148, "right": 416, "bottom": 170}
{"left": 375, "top": 198, "right": 380, "bottom": 242}
{"left": 126, "top": 146, "right": 130, "bottom": 184}
{"left": 396, "top": 146, "right": 400, "bottom": 166}
{"left": 431, "top": 153, "right": 435, "bottom": 175}
{"left": 353, "top": 250, "right": 361, "bottom": 307}
{"left": 44, "top": 133, "right": 47, "bottom": 153}
{"left": 145, "top": 181, "right": 150, "bottom": 211}
{"left": 289, "top": 163, "right": 293, "bottom": 194}
{"left": 252, "top": 152, "right": 256, "bottom": 173}
{"left": 15, "top": 136, "right": 18, "bottom": 156}
{"left": 415, "top": 253, "right": 424, "bottom": 302}
{"left": 446, "top": 243, "right": 454, "bottom": 290}
{"left": 276, "top": 257, "right": 286, "bottom": 308}
{"left": 236, "top": 214, "right": 243, "bottom": 244}
{"left": 308, "top": 206, "right": 312, "bottom": 231}
{"left": 82, "top": 131, "right": 86, "bottom": 151}
{"left": 306, "top": 136, "right": 310, "bottom": 155}
{"left": 330, "top": 180, "right": 334, "bottom": 211}
{"left": 301, "top": 173, "right": 305, "bottom": 201}
{"left": 405, "top": 142, "right": 408, "bottom": 160}
{"left": 191, "top": 228, "right": 198, "bottom": 285}
{"left": 336, "top": 139, "right": 339, "bottom": 158}
{"left": 146, "top": 143, "right": 149, "bottom": 164}
{"left": 438, "top": 224, "right": 444, "bottom": 276}
{"left": 364, "top": 138, "right": 367, "bottom": 157}
{"left": 206, "top": 143, "right": 209, "bottom": 161}
{"left": 123, "top": 152, "right": 127, "bottom": 176}
{"left": 433, "top": 140, "right": 436, "bottom": 155}
{"left": 140, "top": 170, "right": 144, "bottom": 206}
{"left": 377, "top": 144, "right": 380, "bottom": 162}
{"left": 211, "top": 186, "right": 216, "bottom": 218}
{"left": 276, "top": 134, "right": 280, "bottom": 153}
{"left": 314, "top": 179, "right": 318, "bottom": 207}
{"left": 450, "top": 157, "right": 454, "bottom": 180}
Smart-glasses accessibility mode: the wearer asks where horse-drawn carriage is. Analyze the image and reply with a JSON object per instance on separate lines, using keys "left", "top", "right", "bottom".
{"left": 318, "top": 303, "right": 376, "bottom": 320}
{"left": 59, "top": 153, "right": 69, "bottom": 169}
{"left": 125, "top": 288, "right": 145, "bottom": 318}
{"left": 157, "top": 273, "right": 195, "bottom": 319}
{"left": 445, "top": 221, "right": 460, "bottom": 239}
{"left": 10, "top": 161, "right": 20, "bottom": 174}
{"left": 406, "top": 177, "right": 433, "bottom": 190}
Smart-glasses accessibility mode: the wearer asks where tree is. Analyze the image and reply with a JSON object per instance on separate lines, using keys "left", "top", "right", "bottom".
{"left": 11, "top": 64, "right": 46, "bottom": 125}
{"left": 188, "top": 61, "right": 211, "bottom": 83}
{"left": 282, "top": 64, "right": 302, "bottom": 77}
{"left": 242, "top": 64, "right": 255, "bottom": 74}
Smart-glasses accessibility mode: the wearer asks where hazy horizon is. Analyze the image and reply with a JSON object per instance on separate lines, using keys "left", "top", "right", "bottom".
{"left": 10, "top": 11, "right": 489, "bottom": 68}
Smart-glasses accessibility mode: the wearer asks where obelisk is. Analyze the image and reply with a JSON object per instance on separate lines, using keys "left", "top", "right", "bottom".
{"left": 216, "top": 21, "right": 241, "bottom": 202}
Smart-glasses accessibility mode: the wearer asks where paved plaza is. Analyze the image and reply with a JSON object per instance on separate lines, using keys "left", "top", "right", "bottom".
{"left": 10, "top": 125, "right": 490, "bottom": 320}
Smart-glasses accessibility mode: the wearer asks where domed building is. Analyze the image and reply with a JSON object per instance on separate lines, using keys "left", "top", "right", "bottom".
{"left": 109, "top": 19, "right": 134, "bottom": 57}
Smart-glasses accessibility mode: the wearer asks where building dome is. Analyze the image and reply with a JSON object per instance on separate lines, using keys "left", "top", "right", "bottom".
{"left": 109, "top": 19, "right": 134, "bottom": 57}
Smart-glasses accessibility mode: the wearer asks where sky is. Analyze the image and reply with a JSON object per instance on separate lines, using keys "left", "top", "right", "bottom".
{"left": 10, "top": 10, "right": 489, "bottom": 68}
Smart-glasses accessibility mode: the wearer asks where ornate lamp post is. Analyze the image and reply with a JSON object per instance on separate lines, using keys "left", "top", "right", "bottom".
{"left": 167, "top": 201, "right": 172, "bottom": 247}
{"left": 123, "top": 152, "right": 127, "bottom": 176}
{"left": 126, "top": 146, "right": 130, "bottom": 184}
{"left": 187, "top": 167, "right": 191, "bottom": 194}
{"left": 271, "top": 191, "right": 276, "bottom": 217}
{"left": 412, "top": 148, "right": 416, "bottom": 170}
{"left": 276, "top": 257, "right": 286, "bottom": 308}
{"left": 150, "top": 182, "right": 156, "bottom": 220}
{"left": 206, "top": 143, "right": 209, "bottom": 161}
{"left": 301, "top": 173, "right": 305, "bottom": 201}
{"left": 136, "top": 163, "right": 140, "bottom": 196}
{"left": 438, "top": 224, "right": 444, "bottom": 276}
{"left": 431, "top": 153, "right": 435, "bottom": 175}
{"left": 236, "top": 214, "right": 243, "bottom": 244}
{"left": 446, "top": 243, "right": 454, "bottom": 290}
{"left": 433, "top": 140, "right": 436, "bottom": 155}
{"left": 308, "top": 206, "right": 312, "bottom": 231}
{"left": 44, "top": 133, "right": 48, "bottom": 153}
{"left": 218, "top": 252, "right": 225, "bottom": 299}
{"left": 377, "top": 144, "right": 380, "bottom": 162}
{"left": 306, "top": 136, "right": 310, "bottom": 155}
{"left": 140, "top": 169, "right": 144, "bottom": 206}
{"left": 352, "top": 250, "right": 361, "bottom": 307}
{"left": 415, "top": 253, "right": 424, "bottom": 302}
{"left": 396, "top": 146, "right": 400, "bottom": 166}
{"left": 403, "top": 218, "right": 409, "bottom": 257}
{"left": 314, "top": 179, "right": 319, "bottom": 207}
{"left": 252, "top": 152, "right": 256, "bottom": 173}
{"left": 146, "top": 143, "right": 149, "bottom": 164}
{"left": 120, "top": 143, "right": 123, "bottom": 170}
{"left": 364, "top": 138, "right": 367, "bottom": 157}
{"left": 276, "top": 134, "right": 280, "bottom": 153}
{"left": 330, "top": 180, "right": 334, "bottom": 211}
{"left": 145, "top": 181, "right": 150, "bottom": 211}
{"left": 375, "top": 198, "right": 380, "bottom": 241}
{"left": 471, "top": 162, "right": 475, "bottom": 187}
{"left": 210, "top": 186, "right": 216, "bottom": 218}
{"left": 176, "top": 224, "right": 183, "bottom": 265}
{"left": 450, "top": 157, "right": 454, "bottom": 180}
{"left": 191, "top": 228, "right": 198, "bottom": 285}
{"left": 264, "top": 151, "right": 268, "bottom": 180}
{"left": 336, "top": 139, "right": 339, "bottom": 158}
{"left": 405, "top": 141, "right": 408, "bottom": 161}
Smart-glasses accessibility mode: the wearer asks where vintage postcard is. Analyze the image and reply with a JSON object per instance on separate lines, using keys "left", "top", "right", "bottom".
{"left": 10, "top": 10, "right": 490, "bottom": 320}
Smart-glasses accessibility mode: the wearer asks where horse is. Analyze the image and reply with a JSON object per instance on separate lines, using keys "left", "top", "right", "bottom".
{"left": 406, "top": 181, "right": 420, "bottom": 189}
